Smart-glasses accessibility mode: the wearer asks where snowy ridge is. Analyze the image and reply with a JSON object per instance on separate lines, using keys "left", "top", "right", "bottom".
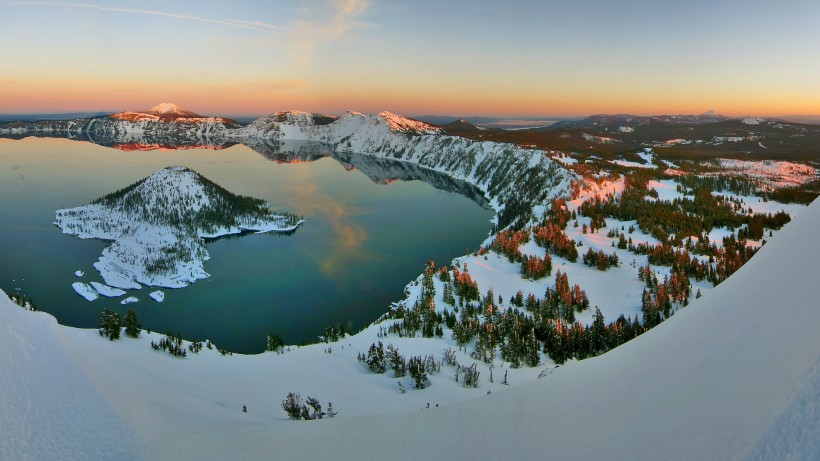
{"left": 111, "top": 103, "right": 237, "bottom": 132}
{"left": 54, "top": 166, "right": 303, "bottom": 289}
{"left": 245, "top": 110, "right": 573, "bottom": 226}
{"left": 237, "top": 111, "right": 332, "bottom": 141}
{"left": 235, "top": 109, "right": 564, "bottom": 228}
{"left": 377, "top": 111, "right": 441, "bottom": 134}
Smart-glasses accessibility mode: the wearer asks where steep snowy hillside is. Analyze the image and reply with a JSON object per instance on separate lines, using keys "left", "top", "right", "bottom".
{"left": 232, "top": 109, "right": 574, "bottom": 228}
{"left": 2, "top": 198, "right": 817, "bottom": 460}
{"left": 55, "top": 166, "right": 302, "bottom": 290}
{"left": 237, "top": 110, "right": 338, "bottom": 141}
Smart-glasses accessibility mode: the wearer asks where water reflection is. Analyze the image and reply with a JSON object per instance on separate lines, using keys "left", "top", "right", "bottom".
{"left": 0, "top": 136, "right": 494, "bottom": 352}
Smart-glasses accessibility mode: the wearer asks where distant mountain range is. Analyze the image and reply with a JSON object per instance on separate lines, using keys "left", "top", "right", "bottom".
{"left": 431, "top": 112, "right": 820, "bottom": 162}
{"left": 0, "top": 111, "right": 111, "bottom": 122}
{"left": 542, "top": 111, "right": 730, "bottom": 130}
{"left": 415, "top": 115, "right": 563, "bottom": 130}
{"left": 1, "top": 103, "right": 819, "bottom": 162}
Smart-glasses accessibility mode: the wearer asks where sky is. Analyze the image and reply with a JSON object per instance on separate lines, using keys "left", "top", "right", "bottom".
{"left": 1, "top": 0, "right": 819, "bottom": 117}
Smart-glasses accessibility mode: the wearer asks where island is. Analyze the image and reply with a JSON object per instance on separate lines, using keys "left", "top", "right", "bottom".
{"left": 55, "top": 166, "right": 303, "bottom": 291}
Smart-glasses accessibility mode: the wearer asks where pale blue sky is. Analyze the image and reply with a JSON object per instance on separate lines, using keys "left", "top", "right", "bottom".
{"left": 1, "top": 0, "right": 818, "bottom": 116}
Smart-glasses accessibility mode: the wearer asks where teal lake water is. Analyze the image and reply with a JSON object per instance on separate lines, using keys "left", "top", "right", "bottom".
{"left": 0, "top": 138, "right": 493, "bottom": 353}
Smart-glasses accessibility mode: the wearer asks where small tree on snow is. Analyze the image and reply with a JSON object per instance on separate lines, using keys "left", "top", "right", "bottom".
{"left": 282, "top": 392, "right": 303, "bottom": 419}
{"left": 98, "top": 308, "right": 121, "bottom": 341}
{"left": 124, "top": 309, "right": 140, "bottom": 338}
{"left": 408, "top": 356, "right": 428, "bottom": 389}
{"left": 305, "top": 397, "right": 324, "bottom": 420}
{"left": 462, "top": 363, "right": 480, "bottom": 388}
{"left": 366, "top": 342, "right": 386, "bottom": 373}
{"left": 266, "top": 334, "right": 284, "bottom": 353}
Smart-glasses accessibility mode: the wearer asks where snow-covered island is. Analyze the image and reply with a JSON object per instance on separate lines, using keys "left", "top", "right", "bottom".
{"left": 54, "top": 166, "right": 303, "bottom": 290}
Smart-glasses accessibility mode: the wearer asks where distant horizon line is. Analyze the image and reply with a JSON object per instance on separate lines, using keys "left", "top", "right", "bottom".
{"left": 2, "top": 108, "right": 820, "bottom": 121}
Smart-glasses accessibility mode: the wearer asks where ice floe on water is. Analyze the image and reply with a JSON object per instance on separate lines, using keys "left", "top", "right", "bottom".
{"left": 71, "top": 282, "right": 98, "bottom": 301}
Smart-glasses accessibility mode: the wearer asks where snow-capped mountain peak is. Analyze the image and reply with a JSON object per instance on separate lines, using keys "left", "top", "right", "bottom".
{"left": 377, "top": 111, "right": 441, "bottom": 134}
{"left": 147, "top": 103, "right": 200, "bottom": 118}
{"left": 108, "top": 103, "right": 239, "bottom": 130}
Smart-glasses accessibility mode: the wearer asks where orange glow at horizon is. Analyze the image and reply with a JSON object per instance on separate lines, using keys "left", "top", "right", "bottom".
{"left": 2, "top": 74, "right": 820, "bottom": 118}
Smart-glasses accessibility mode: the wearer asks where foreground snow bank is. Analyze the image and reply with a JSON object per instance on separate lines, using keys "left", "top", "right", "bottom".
{"left": 0, "top": 299, "right": 142, "bottom": 460}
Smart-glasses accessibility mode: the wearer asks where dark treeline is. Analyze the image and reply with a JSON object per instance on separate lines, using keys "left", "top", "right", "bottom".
{"left": 762, "top": 179, "right": 820, "bottom": 205}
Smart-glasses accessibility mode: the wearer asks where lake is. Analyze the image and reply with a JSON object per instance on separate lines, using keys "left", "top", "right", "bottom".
{"left": 0, "top": 138, "right": 494, "bottom": 353}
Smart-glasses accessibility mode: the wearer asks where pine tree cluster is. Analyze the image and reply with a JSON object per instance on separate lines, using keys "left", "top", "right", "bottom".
{"left": 582, "top": 248, "right": 619, "bottom": 271}
{"left": 151, "top": 332, "right": 187, "bottom": 357}
{"left": 124, "top": 309, "right": 141, "bottom": 338}
{"left": 266, "top": 333, "right": 285, "bottom": 352}
{"left": 281, "top": 392, "right": 335, "bottom": 420}
{"left": 8, "top": 292, "right": 38, "bottom": 311}
{"left": 98, "top": 308, "right": 121, "bottom": 340}
{"left": 359, "top": 342, "right": 441, "bottom": 390}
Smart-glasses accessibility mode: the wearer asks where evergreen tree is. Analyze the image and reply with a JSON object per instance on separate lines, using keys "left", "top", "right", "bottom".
{"left": 97, "top": 308, "right": 121, "bottom": 341}
{"left": 282, "top": 392, "right": 303, "bottom": 419}
{"left": 124, "top": 309, "right": 140, "bottom": 338}
{"left": 590, "top": 306, "right": 606, "bottom": 355}
{"left": 408, "top": 356, "right": 428, "bottom": 389}
{"left": 305, "top": 396, "right": 324, "bottom": 419}
{"left": 366, "top": 342, "right": 386, "bottom": 373}
{"left": 266, "top": 333, "right": 285, "bottom": 353}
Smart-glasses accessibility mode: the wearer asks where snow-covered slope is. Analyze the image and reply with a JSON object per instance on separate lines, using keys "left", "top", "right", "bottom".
{"left": 0, "top": 304, "right": 142, "bottom": 460}
{"left": 237, "top": 110, "right": 337, "bottom": 141}
{"left": 55, "top": 166, "right": 303, "bottom": 289}
{"left": 147, "top": 103, "right": 200, "bottom": 118}
{"left": 236, "top": 109, "right": 572, "bottom": 227}
{"left": 2, "top": 197, "right": 818, "bottom": 460}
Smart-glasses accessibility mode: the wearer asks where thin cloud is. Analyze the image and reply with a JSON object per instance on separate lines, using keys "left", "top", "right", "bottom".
{"left": 289, "top": 0, "right": 370, "bottom": 67}
{"left": 8, "top": 1, "right": 288, "bottom": 34}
